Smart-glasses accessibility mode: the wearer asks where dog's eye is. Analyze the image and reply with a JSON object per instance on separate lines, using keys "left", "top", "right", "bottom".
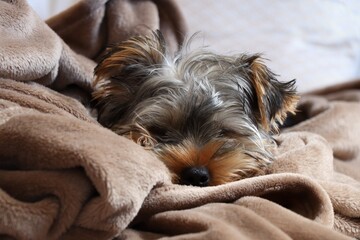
{"left": 219, "top": 128, "right": 237, "bottom": 137}
{"left": 157, "top": 137, "right": 178, "bottom": 145}
{"left": 149, "top": 126, "right": 178, "bottom": 145}
{"left": 149, "top": 126, "right": 166, "bottom": 136}
{"left": 155, "top": 133, "right": 179, "bottom": 145}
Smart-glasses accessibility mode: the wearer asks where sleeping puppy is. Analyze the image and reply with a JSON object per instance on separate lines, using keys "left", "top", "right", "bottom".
{"left": 92, "top": 31, "right": 298, "bottom": 187}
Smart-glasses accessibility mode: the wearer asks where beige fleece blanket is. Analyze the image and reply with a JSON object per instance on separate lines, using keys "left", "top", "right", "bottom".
{"left": 0, "top": 0, "right": 359, "bottom": 239}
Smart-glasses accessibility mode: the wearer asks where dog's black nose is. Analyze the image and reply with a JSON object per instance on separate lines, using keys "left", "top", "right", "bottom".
{"left": 181, "top": 166, "right": 210, "bottom": 187}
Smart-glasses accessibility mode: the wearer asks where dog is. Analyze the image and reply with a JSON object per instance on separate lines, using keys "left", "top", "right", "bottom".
{"left": 92, "top": 31, "right": 298, "bottom": 187}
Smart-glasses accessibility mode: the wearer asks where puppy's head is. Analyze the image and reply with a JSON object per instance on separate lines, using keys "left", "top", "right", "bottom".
{"left": 93, "top": 31, "right": 298, "bottom": 186}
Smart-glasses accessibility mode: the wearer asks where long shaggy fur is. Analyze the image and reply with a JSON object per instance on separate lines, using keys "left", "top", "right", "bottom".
{"left": 92, "top": 31, "right": 298, "bottom": 186}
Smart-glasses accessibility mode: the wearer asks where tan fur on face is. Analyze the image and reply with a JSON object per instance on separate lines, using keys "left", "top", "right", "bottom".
{"left": 154, "top": 139, "right": 267, "bottom": 186}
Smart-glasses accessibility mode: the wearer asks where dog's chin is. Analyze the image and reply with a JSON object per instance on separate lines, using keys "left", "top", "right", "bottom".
{"left": 152, "top": 139, "right": 271, "bottom": 187}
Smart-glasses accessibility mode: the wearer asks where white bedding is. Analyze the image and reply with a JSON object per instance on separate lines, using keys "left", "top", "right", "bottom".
{"left": 178, "top": 0, "right": 360, "bottom": 93}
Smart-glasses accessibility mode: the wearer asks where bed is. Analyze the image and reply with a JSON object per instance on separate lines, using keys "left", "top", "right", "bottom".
{"left": 0, "top": 0, "right": 359, "bottom": 239}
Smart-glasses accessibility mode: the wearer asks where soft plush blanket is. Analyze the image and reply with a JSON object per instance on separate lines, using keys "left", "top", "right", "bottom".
{"left": 0, "top": 0, "right": 359, "bottom": 239}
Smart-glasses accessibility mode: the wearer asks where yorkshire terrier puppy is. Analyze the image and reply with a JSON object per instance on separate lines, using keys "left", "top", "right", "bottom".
{"left": 92, "top": 31, "right": 298, "bottom": 187}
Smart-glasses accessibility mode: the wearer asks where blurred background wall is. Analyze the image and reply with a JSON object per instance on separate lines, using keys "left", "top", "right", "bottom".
{"left": 28, "top": 0, "right": 360, "bottom": 93}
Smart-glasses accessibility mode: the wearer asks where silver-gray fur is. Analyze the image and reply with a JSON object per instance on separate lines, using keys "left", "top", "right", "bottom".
{"left": 92, "top": 31, "right": 298, "bottom": 186}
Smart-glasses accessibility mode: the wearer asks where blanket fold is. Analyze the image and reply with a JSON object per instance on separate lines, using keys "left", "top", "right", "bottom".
{"left": 0, "top": 78, "right": 171, "bottom": 239}
{"left": 46, "top": 0, "right": 186, "bottom": 60}
{"left": 1, "top": 0, "right": 186, "bottom": 104}
{"left": 0, "top": 0, "right": 359, "bottom": 239}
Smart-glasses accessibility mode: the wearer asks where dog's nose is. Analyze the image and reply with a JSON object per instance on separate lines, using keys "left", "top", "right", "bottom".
{"left": 181, "top": 166, "right": 210, "bottom": 187}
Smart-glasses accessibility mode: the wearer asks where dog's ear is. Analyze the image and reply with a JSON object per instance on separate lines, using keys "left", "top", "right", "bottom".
{"left": 92, "top": 31, "right": 167, "bottom": 126}
{"left": 244, "top": 55, "right": 298, "bottom": 132}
